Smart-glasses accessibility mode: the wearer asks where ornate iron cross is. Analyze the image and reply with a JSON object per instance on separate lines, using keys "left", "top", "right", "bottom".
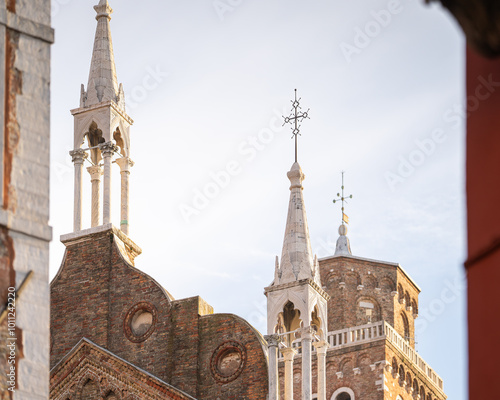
{"left": 332, "top": 171, "right": 353, "bottom": 225}
{"left": 283, "top": 89, "right": 310, "bottom": 163}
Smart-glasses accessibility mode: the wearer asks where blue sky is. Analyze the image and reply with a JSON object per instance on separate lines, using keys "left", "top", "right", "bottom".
{"left": 49, "top": 1, "right": 466, "bottom": 398}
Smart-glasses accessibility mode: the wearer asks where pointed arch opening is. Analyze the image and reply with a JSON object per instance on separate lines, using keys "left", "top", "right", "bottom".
{"left": 85, "top": 121, "right": 105, "bottom": 164}
{"left": 276, "top": 301, "right": 302, "bottom": 346}
{"left": 311, "top": 305, "right": 323, "bottom": 338}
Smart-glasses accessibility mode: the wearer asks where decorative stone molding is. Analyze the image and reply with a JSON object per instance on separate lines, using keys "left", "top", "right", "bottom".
{"left": 375, "top": 287, "right": 382, "bottom": 293}
{"left": 123, "top": 302, "right": 158, "bottom": 343}
{"left": 70, "top": 149, "right": 88, "bottom": 163}
{"left": 353, "top": 367, "right": 361, "bottom": 375}
{"left": 391, "top": 291, "right": 398, "bottom": 298}
{"left": 357, "top": 285, "right": 364, "bottom": 291}
{"left": 336, "top": 372, "right": 343, "bottom": 379}
{"left": 370, "top": 364, "right": 377, "bottom": 371}
{"left": 399, "top": 298, "right": 406, "bottom": 305}
{"left": 210, "top": 341, "right": 247, "bottom": 384}
{"left": 406, "top": 305, "right": 413, "bottom": 312}
{"left": 265, "top": 334, "right": 281, "bottom": 348}
{"left": 99, "top": 142, "right": 118, "bottom": 157}
{"left": 339, "top": 282, "right": 346, "bottom": 289}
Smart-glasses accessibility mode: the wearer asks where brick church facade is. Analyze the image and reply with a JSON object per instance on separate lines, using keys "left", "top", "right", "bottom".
{"left": 49, "top": 2, "right": 447, "bottom": 400}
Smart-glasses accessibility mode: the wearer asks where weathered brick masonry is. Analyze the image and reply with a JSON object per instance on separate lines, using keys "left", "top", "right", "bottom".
{"left": 50, "top": 226, "right": 268, "bottom": 400}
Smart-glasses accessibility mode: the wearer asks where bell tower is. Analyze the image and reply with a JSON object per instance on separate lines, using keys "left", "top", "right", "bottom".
{"left": 265, "top": 91, "right": 330, "bottom": 400}
{"left": 70, "top": 0, "right": 134, "bottom": 235}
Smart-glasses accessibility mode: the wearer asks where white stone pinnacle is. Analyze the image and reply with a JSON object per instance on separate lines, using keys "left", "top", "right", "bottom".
{"left": 81, "top": 0, "right": 125, "bottom": 109}
{"left": 277, "top": 162, "right": 321, "bottom": 286}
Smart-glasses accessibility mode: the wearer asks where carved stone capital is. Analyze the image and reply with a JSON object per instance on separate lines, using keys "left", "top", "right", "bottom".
{"left": 116, "top": 157, "right": 134, "bottom": 173}
{"left": 300, "top": 326, "right": 314, "bottom": 341}
{"left": 264, "top": 334, "right": 281, "bottom": 348}
{"left": 99, "top": 142, "right": 118, "bottom": 158}
{"left": 280, "top": 346, "right": 297, "bottom": 361}
{"left": 70, "top": 149, "right": 88, "bottom": 164}
{"left": 353, "top": 367, "right": 361, "bottom": 375}
{"left": 312, "top": 340, "right": 329, "bottom": 354}
{"left": 336, "top": 371, "right": 343, "bottom": 379}
{"left": 87, "top": 165, "right": 103, "bottom": 181}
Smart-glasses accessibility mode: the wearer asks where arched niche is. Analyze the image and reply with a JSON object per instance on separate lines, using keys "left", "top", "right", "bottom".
{"left": 331, "top": 387, "right": 355, "bottom": 400}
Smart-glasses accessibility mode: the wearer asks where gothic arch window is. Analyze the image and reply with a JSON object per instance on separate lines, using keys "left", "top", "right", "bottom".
{"left": 405, "top": 291, "right": 411, "bottom": 307}
{"left": 311, "top": 305, "right": 323, "bottom": 337}
{"left": 398, "top": 284, "right": 404, "bottom": 303}
{"left": 363, "top": 274, "right": 377, "bottom": 289}
{"left": 331, "top": 387, "right": 355, "bottom": 400}
{"left": 420, "top": 386, "right": 426, "bottom": 400}
{"left": 406, "top": 372, "right": 412, "bottom": 387}
{"left": 411, "top": 298, "right": 418, "bottom": 315}
{"left": 401, "top": 312, "right": 410, "bottom": 342}
{"left": 276, "top": 301, "right": 302, "bottom": 346}
{"left": 356, "top": 297, "right": 381, "bottom": 325}
{"left": 380, "top": 276, "right": 396, "bottom": 292}
{"left": 391, "top": 357, "right": 399, "bottom": 377}
{"left": 412, "top": 379, "right": 419, "bottom": 396}
{"left": 398, "top": 365, "right": 405, "bottom": 386}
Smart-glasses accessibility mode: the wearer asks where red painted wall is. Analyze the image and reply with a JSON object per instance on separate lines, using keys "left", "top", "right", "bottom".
{"left": 466, "top": 46, "right": 500, "bottom": 400}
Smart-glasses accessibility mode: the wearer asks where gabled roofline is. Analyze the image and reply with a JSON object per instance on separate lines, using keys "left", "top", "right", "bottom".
{"left": 50, "top": 337, "right": 198, "bottom": 400}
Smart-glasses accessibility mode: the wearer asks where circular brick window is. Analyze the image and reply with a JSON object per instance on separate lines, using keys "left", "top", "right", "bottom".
{"left": 210, "top": 341, "right": 246, "bottom": 383}
{"left": 124, "top": 302, "right": 157, "bottom": 343}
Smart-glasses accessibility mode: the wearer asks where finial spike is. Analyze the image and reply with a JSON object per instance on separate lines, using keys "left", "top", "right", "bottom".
{"left": 332, "top": 171, "right": 353, "bottom": 226}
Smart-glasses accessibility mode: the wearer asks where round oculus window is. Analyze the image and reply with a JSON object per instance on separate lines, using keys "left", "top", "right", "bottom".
{"left": 210, "top": 341, "right": 246, "bottom": 383}
{"left": 124, "top": 302, "right": 157, "bottom": 343}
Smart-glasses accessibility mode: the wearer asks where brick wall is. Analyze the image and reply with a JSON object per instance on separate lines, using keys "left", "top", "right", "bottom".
{"left": 51, "top": 226, "right": 268, "bottom": 399}
{"left": 319, "top": 256, "right": 420, "bottom": 345}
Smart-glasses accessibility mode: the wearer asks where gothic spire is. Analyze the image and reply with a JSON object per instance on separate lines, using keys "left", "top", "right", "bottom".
{"left": 275, "top": 162, "right": 321, "bottom": 286}
{"left": 81, "top": 0, "right": 125, "bottom": 109}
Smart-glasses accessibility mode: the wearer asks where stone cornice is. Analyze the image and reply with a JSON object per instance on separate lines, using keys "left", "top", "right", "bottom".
{"left": 264, "top": 278, "right": 330, "bottom": 301}
{"left": 70, "top": 100, "right": 134, "bottom": 125}
{"left": 60, "top": 223, "right": 142, "bottom": 259}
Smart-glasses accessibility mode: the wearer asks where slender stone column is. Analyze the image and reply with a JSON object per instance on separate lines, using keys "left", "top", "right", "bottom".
{"left": 265, "top": 334, "right": 281, "bottom": 400}
{"left": 87, "top": 165, "right": 103, "bottom": 227}
{"left": 313, "top": 340, "right": 329, "bottom": 400}
{"left": 281, "top": 346, "right": 297, "bottom": 400}
{"left": 100, "top": 143, "right": 117, "bottom": 225}
{"left": 70, "top": 149, "right": 87, "bottom": 232}
{"left": 301, "top": 327, "right": 314, "bottom": 400}
{"left": 116, "top": 157, "right": 134, "bottom": 235}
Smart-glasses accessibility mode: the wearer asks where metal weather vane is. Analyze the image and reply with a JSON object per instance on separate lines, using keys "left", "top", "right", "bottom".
{"left": 332, "top": 171, "right": 353, "bottom": 225}
{"left": 283, "top": 89, "right": 310, "bottom": 163}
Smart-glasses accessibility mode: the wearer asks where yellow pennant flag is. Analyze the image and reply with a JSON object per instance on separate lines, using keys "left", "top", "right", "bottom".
{"left": 343, "top": 213, "right": 349, "bottom": 224}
